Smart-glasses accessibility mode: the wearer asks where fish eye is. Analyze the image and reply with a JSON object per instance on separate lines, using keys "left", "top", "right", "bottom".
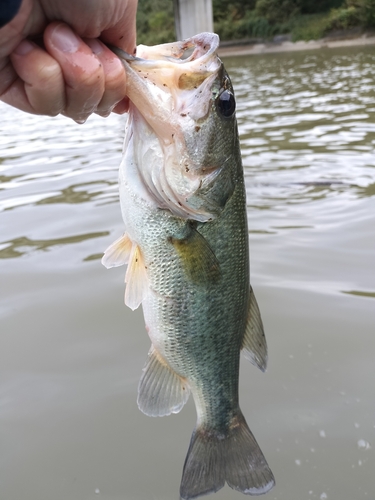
{"left": 217, "top": 90, "right": 235, "bottom": 118}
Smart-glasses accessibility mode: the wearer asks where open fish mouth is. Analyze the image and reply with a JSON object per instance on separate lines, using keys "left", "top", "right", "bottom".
{"left": 108, "top": 32, "right": 221, "bottom": 139}
{"left": 109, "top": 34, "right": 233, "bottom": 222}
{"left": 109, "top": 32, "right": 220, "bottom": 76}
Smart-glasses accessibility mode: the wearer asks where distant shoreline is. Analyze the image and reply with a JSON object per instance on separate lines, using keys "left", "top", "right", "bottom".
{"left": 218, "top": 33, "right": 375, "bottom": 57}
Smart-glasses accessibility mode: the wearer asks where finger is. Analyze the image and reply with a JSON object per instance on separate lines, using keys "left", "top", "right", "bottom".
{"left": 84, "top": 38, "right": 127, "bottom": 117}
{"left": 44, "top": 22, "right": 105, "bottom": 123}
{"left": 4, "top": 39, "right": 65, "bottom": 115}
{"left": 112, "top": 97, "right": 130, "bottom": 114}
{"left": 0, "top": 55, "right": 17, "bottom": 99}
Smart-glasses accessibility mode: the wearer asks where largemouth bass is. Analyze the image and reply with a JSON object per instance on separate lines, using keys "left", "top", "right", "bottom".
{"left": 102, "top": 32, "right": 274, "bottom": 499}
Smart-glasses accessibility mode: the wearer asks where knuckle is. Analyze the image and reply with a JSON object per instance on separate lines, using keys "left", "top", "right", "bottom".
{"left": 74, "top": 58, "right": 105, "bottom": 90}
{"left": 37, "top": 61, "right": 63, "bottom": 89}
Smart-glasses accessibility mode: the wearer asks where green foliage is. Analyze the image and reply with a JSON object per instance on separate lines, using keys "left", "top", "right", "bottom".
{"left": 216, "top": 17, "right": 268, "bottom": 40}
{"left": 254, "top": 0, "right": 301, "bottom": 24}
{"left": 328, "top": 5, "right": 361, "bottom": 29}
{"left": 290, "top": 0, "right": 375, "bottom": 41}
{"left": 213, "top": 0, "right": 257, "bottom": 21}
{"left": 135, "top": 0, "right": 374, "bottom": 46}
{"left": 300, "top": 0, "right": 345, "bottom": 14}
{"left": 363, "top": 0, "right": 375, "bottom": 26}
{"left": 136, "top": 0, "right": 175, "bottom": 45}
{"left": 290, "top": 13, "right": 332, "bottom": 40}
{"left": 348, "top": 0, "right": 375, "bottom": 27}
{"left": 215, "top": 12, "right": 292, "bottom": 40}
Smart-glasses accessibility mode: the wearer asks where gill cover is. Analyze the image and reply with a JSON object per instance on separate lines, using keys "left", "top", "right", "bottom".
{"left": 113, "top": 33, "right": 238, "bottom": 222}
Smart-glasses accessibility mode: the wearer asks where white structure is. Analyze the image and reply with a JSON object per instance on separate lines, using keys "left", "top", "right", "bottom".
{"left": 174, "top": 0, "right": 214, "bottom": 40}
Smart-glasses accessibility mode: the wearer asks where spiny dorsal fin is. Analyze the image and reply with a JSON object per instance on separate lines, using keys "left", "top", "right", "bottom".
{"left": 169, "top": 226, "right": 220, "bottom": 284}
{"left": 101, "top": 233, "right": 132, "bottom": 269}
{"left": 138, "top": 345, "right": 190, "bottom": 417}
{"left": 124, "top": 244, "right": 148, "bottom": 310}
{"left": 242, "top": 286, "right": 268, "bottom": 372}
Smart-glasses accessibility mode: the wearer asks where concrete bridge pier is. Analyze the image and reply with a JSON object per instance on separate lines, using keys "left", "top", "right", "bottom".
{"left": 174, "top": 0, "right": 214, "bottom": 40}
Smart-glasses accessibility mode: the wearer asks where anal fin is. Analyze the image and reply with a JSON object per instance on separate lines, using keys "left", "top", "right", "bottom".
{"left": 138, "top": 346, "right": 190, "bottom": 417}
{"left": 242, "top": 286, "right": 268, "bottom": 372}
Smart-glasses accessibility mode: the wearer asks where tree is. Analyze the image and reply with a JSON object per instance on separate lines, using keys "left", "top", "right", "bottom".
{"left": 254, "top": 0, "right": 301, "bottom": 24}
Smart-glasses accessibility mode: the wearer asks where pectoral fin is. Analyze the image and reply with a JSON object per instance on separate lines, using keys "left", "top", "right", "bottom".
{"left": 138, "top": 345, "right": 190, "bottom": 417}
{"left": 242, "top": 286, "right": 268, "bottom": 372}
{"left": 124, "top": 244, "right": 148, "bottom": 310}
{"left": 101, "top": 233, "right": 132, "bottom": 268}
{"left": 169, "top": 226, "right": 220, "bottom": 284}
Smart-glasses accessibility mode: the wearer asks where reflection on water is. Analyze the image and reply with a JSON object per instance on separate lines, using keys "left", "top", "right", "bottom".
{"left": 1, "top": 45, "right": 375, "bottom": 500}
{"left": 0, "top": 232, "right": 109, "bottom": 259}
{"left": 342, "top": 290, "right": 375, "bottom": 298}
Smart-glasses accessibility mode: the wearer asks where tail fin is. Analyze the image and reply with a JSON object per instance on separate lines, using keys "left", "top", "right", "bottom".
{"left": 180, "top": 411, "right": 274, "bottom": 499}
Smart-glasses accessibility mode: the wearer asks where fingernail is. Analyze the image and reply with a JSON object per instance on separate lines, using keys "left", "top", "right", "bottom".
{"left": 75, "top": 117, "right": 88, "bottom": 124}
{"left": 87, "top": 39, "right": 104, "bottom": 55}
{"left": 14, "top": 40, "right": 34, "bottom": 56}
{"left": 51, "top": 24, "right": 80, "bottom": 53}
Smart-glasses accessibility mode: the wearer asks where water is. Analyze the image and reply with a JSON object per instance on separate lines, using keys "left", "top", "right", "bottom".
{"left": 1, "top": 45, "right": 374, "bottom": 500}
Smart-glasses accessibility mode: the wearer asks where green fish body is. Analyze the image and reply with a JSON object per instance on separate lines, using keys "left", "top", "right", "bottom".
{"left": 103, "top": 33, "right": 274, "bottom": 499}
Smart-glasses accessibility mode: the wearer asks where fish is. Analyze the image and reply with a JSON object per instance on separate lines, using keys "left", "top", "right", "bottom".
{"left": 102, "top": 32, "right": 275, "bottom": 499}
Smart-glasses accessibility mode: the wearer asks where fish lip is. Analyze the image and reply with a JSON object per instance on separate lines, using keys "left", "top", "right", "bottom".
{"left": 179, "top": 33, "right": 219, "bottom": 69}
{"left": 105, "top": 44, "right": 136, "bottom": 62}
{"left": 107, "top": 32, "right": 220, "bottom": 71}
{"left": 175, "top": 32, "right": 220, "bottom": 66}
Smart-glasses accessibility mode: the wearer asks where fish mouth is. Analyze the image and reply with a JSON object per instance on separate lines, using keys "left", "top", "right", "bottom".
{"left": 111, "top": 33, "right": 225, "bottom": 221}
{"left": 109, "top": 32, "right": 219, "bottom": 75}
{"left": 108, "top": 32, "right": 221, "bottom": 124}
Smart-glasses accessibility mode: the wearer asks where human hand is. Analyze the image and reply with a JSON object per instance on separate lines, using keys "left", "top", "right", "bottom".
{"left": 0, "top": 0, "right": 137, "bottom": 122}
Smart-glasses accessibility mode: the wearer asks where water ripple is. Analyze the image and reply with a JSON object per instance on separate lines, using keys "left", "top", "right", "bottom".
{"left": 1, "top": 46, "right": 375, "bottom": 303}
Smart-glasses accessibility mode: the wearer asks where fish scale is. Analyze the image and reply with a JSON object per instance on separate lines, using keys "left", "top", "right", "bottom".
{"left": 102, "top": 32, "right": 274, "bottom": 499}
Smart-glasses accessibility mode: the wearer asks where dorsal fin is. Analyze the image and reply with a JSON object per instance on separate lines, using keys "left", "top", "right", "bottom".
{"left": 242, "top": 286, "right": 268, "bottom": 372}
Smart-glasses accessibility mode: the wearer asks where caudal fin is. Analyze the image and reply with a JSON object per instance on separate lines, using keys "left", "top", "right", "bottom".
{"left": 180, "top": 411, "right": 274, "bottom": 499}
